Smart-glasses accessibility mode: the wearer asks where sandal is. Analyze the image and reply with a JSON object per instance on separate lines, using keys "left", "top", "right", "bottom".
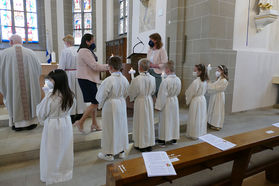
{"left": 90, "top": 125, "right": 102, "bottom": 132}
{"left": 74, "top": 121, "right": 86, "bottom": 134}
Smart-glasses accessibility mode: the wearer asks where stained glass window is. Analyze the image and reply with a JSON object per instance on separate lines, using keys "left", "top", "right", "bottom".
{"left": 0, "top": 0, "right": 39, "bottom": 43}
{"left": 73, "top": 0, "right": 93, "bottom": 45}
{"left": 119, "top": 0, "right": 128, "bottom": 35}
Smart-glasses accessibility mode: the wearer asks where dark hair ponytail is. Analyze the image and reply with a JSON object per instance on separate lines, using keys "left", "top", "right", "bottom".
{"left": 77, "top": 33, "right": 93, "bottom": 52}
{"left": 218, "top": 65, "right": 229, "bottom": 81}
{"left": 47, "top": 69, "right": 74, "bottom": 111}
{"left": 195, "top": 64, "right": 209, "bottom": 82}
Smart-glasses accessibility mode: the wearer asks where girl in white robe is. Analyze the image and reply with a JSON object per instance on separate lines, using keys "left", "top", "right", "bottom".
{"left": 185, "top": 64, "right": 208, "bottom": 140}
{"left": 207, "top": 65, "right": 229, "bottom": 130}
{"left": 58, "top": 35, "right": 86, "bottom": 122}
{"left": 96, "top": 56, "right": 129, "bottom": 161}
{"left": 37, "top": 69, "right": 75, "bottom": 185}
{"left": 128, "top": 59, "right": 156, "bottom": 152}
{"left": 155, "top": 61, "right": 181, "bottom": 144}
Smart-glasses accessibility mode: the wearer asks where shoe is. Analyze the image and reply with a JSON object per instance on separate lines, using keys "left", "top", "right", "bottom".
{"left": 74, "top": 121, "right": 86, "bottom": 134}
{"left": 157, "top": 140, "right": 166, "bottom": 147}
{"left": 171, "top": 139, "right": 177, "bottom": 144}
{"left": 90, "top": 125, "right": 102, "bottom": 132}
{"left": 146, "top": 146, "right": 152, "bottom": 152}
{"left": 98, "top": 152, "right": 114, "bottom": 161}
{"left": 134, "top": 146, "right": 140, "bottom": 150}
{"left": 26, "top": 124, "right": 37, "bottom": 130}
{"left": 119, "top": 152, "right": 126, "bottom": 159}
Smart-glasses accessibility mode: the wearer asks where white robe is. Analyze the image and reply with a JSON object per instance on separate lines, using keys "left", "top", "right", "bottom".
{"left": 155, "top": 74, "right": 181, "bottom": 141}
{"left": 128, "top": 72, "right": 156, "bottom": 148}
{"left": 0, "top": 44, "right": 41, "bottom": 128}
{"left": 37, "top": 91, "right": 75, "bottom": 185}
{"left": 58, "top": 46, "right": 85, "bottom": 115}
{"left": 185, "top": 77, "right": 207, "bottom": 139}
{"left": 96, "top": 72, "right": 129, "bottom": 155}
{"left": 207, "top": 78, "right": 228, "bottom": 128}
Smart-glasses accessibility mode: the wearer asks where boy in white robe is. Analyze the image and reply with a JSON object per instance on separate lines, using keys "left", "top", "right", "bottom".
{"left": 185, "top": 64, "right": 208, "bottom": 140}
{"left": 37, "top": 69, "right": 75, "bottom": 185}
{"left": 96, "top": 56, "right": 129, "bottom": 161}
{"left": 128, "top": 58, "right": 156, "bottom": 152}
{"left": 155, "top": 61, "right": 181, "bottom": 145}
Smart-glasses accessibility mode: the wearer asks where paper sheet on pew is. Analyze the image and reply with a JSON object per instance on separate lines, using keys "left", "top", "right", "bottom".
{"left": 142, "top": 151, "right": 177, "bottom": 177}
{"left": 272, "top": 123, "right": 279, "bottom": 128}
{"left": 199, "top": 134, "right": 236, "bottom": 151}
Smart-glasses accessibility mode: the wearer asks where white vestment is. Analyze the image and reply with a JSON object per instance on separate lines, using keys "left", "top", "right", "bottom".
{"left": 185, "top": 77, "right": 207, "bottom": 139}
{"left": 58, "top": 46, "right": 86, "bottom": 115}
{"left": 0, "top": 44, "right": 41, "bottom": 128}
{"left": 207, "top": 78, "right": 228, "bottom": 128}
{"left": 37, "top": 91, "right": 75, "bottom": 185}
{"left": 155, "top": 74, "right": 181, "bottom": 141}
{"left": 128, "top": 72, "right": 156, "bottom": 148}
{"left": 96, "top": 72, "right": 129, "bottom": 155}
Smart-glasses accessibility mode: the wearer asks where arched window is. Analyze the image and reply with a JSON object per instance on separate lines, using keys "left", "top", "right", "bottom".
{"left": 119, "top": 0, "right": 128, "bottom": 35}
{"left": 73, "top": 0, "right": 93, "bottom": 45}
{"left": 0, "top": 0, "right": 39, "bottom": 43}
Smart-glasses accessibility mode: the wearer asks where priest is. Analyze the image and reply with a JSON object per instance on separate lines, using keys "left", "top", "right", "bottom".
{"left": 0, "top": 34, "right": 41, "bottom": 131}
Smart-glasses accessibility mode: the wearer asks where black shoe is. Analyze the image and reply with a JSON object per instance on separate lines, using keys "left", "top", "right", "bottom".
{"left": 146, "top": 146, "right": 152, "bottom": 152}
{"left": 14, "top": 127, "right": 24, "bottom": 132}
{"left": 171, "top": 139, "right": 177, "bottom": 144}
{"left": 12, "top": 126, "right": 16, "bottom": 131}
{"left": 134, "top": 146, "right": 140, "bottom": 150}
{"left": 26, "top": 124, "right": 37, "bottom": 130}
{"left": 139, "top": 148, "right": 147, "bottom": 152}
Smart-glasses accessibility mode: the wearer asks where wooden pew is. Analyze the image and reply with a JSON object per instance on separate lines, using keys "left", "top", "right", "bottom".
{"left": 106, "top": 126, "right": 279, "bottom": 186}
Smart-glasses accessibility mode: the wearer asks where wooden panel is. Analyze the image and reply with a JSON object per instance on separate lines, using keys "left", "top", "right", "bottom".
{"left": 106, "top": 37, "right": 127, "bottom": 63}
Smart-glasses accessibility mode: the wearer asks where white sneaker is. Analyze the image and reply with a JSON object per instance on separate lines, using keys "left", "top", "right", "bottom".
{"left": 98, "top": 152, "right": 114, "bottom": 161}
{"left": 119, "top": 152, "right": 126, "bottom": 159}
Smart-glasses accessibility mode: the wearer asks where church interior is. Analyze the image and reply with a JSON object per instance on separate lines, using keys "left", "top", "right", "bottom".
{"left": 0, "top": 0, "right": 279, "bottom": 185}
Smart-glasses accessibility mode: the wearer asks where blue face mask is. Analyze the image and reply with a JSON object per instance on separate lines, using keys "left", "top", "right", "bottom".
{"left": 89, "top": 43, "right": 96, "bottom": 51}
{"left": 148, "top": 40, "right": 155, "bottom": 48}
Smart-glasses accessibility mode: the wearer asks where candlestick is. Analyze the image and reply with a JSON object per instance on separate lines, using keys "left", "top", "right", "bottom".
{"left": 129, "top": 67, "right": 136, "bottom": 80}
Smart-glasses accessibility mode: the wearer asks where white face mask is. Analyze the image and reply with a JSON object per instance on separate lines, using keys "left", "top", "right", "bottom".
{"left": 215, "top": 71, "right": 221, "bottom": 78}
{"left": 45, "top": 79, "right": 54, "bottom": 89}
{"left": 192, "top": 71, "right": 197, "bottom": 77}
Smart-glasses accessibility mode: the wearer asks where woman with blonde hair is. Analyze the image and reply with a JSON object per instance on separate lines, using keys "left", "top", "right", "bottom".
{"left": 58, "top": 34, "right": 86, "bottom": 123}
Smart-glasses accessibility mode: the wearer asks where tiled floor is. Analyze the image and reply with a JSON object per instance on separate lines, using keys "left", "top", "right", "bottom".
{"left": 0, "top": 107, "right": 278, "bottom": 186}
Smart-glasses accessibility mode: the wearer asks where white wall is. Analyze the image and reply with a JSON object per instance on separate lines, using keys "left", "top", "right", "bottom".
{"left": 131, "top": 0, "right": 167, "bottom": 54}
{"left": 232, "top": 0, "right": 279, "bottom": 112}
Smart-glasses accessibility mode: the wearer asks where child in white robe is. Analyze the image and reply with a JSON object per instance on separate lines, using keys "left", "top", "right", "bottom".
{"left": 155, "top": 61, "right": 181, "bottom": 145}
{"left": 37, "top": 69, "right": 75, "bottom": 185}
{"left": 128, "top": 58, "right": 156, "bottom": 152}
{"left": 96, "top": 56, "right": 129, "bottom": 161}
{"left": 185, "top": 64, "right": 208, "bottom": 140}
{"left": 207, "top": 65, "right": 229, "bottom": 130}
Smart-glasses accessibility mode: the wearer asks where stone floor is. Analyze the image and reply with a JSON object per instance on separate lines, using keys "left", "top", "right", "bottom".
{"left": 0, "top": 107, "right": 278, "bottom": 186}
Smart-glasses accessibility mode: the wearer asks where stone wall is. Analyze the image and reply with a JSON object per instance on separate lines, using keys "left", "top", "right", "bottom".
{"left": 166, "top": 0, "right": 237, "bottom": 113}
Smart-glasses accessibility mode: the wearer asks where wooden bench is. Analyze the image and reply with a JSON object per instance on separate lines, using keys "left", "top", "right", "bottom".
{"left": 106, "top": 126, "right": 279, "bottom": 186}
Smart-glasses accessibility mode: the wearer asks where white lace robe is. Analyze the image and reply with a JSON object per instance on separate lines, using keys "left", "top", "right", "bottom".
{"left": 207, "top": 78, "right": 228, "bottom": 128}
{"left": 37, "top": 91, "right": 75, "bottom": 185}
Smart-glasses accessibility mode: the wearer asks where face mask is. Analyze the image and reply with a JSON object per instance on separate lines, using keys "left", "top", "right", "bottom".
{"left": 192, "top": 71, "right": 197, "bottom": 77}
{"left": 89, "top": 43, "right": 96, "bottom": 51}
{"left": 45, "top": 79, "right": 54, "bottom": 89}
{"left": 215, "top": 71, "right": 221, "bottom": 78}
{"left": 148, "top": 40, "right": 155, "bottom": 48}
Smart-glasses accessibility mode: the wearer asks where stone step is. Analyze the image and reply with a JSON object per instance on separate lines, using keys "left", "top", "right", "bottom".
{"left": 0, "top": 121, "right": 187, "bottom": 167}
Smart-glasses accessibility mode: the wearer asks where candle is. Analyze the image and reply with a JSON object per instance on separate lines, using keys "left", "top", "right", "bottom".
{"left": 129, "top": 67, "right": 136, "bottom": 80}
{"left": 51, "top": 52, "right": 56, "bottom": 63}
{"left": 161, "top": 72, "right": 166, "bottom": 79}
{"left": 207, "top": 64, "right": 212, "bottom": 74}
